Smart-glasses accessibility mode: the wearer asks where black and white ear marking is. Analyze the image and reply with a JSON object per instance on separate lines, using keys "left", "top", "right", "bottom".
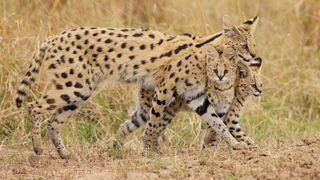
{"left": 242, "top": 16, "right": 259, "bottom": 34}
{"left": 243, "top": 16, "right": 259, "bottom": 25}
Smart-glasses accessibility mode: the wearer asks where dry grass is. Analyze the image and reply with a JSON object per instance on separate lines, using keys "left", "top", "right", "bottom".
{"left": 0, "top": 0, "right": 320, "bottom": 178}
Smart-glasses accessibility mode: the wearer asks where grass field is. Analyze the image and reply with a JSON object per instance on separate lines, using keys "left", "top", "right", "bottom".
{"left": 0, "top": 0, "right": 320, "bottom": 179}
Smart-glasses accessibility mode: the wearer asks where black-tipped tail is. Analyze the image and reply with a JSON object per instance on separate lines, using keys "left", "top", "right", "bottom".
{"left": 15, "top": 44, "right": 47, "bottom": 108}
{"left": 16, "top": 98, "right": 22, "bottom": 108}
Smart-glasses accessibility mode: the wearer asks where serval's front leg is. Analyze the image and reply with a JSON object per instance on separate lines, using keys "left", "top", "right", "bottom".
{"left": 141, "top": 87, "right": 176, "bottom": 154}
{"left": 114, "top": 87, "right": 182, "bottom": 149}
{"left": 224, "top": 96, "right": 256, "bottom": 146}
{"left": 203, "top": 96, "right": 255, "bottom": 149}
{"left": 201, "top": 113, "right": 225, "bottom": 150}
{"left": 114, "top": 88, "right": 153, "bottom": 149}
{"left": 185, "top": 92, "right": 247, "bottom": 150}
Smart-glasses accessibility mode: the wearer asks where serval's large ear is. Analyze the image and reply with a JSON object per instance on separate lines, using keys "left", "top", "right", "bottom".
{"left": 223, "top": 15, "right": 241, "bottom": 38}
{"left": 223, "top": 47, "right": 237, "bottom": 62}
{"left": 240, "top": 16, "right": 259, "bottom": 35}
{"left": 206, "top": 44, "right": 219, "bottom": 62}
{"left": 237, "top": 61, "right": 250, "bottom": 78}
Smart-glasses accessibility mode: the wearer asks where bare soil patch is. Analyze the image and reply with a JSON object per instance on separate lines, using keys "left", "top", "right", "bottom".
{"left": 1, "top": 137, "right": 319, "bottom": 179}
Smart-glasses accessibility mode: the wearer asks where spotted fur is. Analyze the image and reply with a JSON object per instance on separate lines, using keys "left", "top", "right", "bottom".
{"left": 15, "top": 15, "right": 259, "bottom": 158}
{"left": 114, "top": 57, "right": 262, "bottom": 150}
{"left": 115, "top": 16, "right": 261, "bottom": 150}
{"left": 202, "top": 57, "right": 262, "bottom": 149}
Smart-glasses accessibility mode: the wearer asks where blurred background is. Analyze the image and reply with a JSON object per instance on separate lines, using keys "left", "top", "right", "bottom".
{"left": 0, "top": 0, "right": 319, "bottom": 157}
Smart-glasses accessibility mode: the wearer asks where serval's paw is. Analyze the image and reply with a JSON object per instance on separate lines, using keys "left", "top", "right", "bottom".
{"left": 141, "top": 137, "right": 161, "bottom": 157}
{"left": 113, "top": 139, "right": 123, "bottom": 150}
{"left": 231, "top": 141, "right": 248, "bottom": 150}
{"left": 57, "top": 149, "right": 71, "bottom": 160}
{"left": 33, "top": 147, "right": 43, "bottom": 155}
{"left": 243, "top": 137, "right": 258, "bottom": 149}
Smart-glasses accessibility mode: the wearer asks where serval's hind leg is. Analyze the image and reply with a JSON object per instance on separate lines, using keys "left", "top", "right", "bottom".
{"left": 47, "top": 106, "right": 78, "bottom": 159}
{"left": 28, "top": 96, "right": 57, "bottom": 155}
{"left": 28, "top": 104, "right": 43, "bottom": 155}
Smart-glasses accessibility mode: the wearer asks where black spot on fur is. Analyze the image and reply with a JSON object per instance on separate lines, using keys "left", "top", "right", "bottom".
{"left": 150, "top": 44, "right": 154, "bottom": 50}
{"left": 65, "top": 81, "right": 73, "bottom": 87}
{"left": 75, "top": 34, "right": 81, "bottom": 40}
{"left": 172, "top": 87, "right": 178, "bottom": 97}
{"left": 63, "top": 104, "right": 77, "bottom": 111}
{"left": 217, "top": 113, "right": 225, "bottom": 118}
{"left": 46, "top": 98, "right": 55, "bottom": 104}
{"left": 140, "top": 113, "right": 148, "bottom": 122}
{"left": 141, "top": 60, "right": 147, "bottom": 64}
{"left": 133, "top": 64, "right": 139, "bottom": 69}
{"left": 121, "top": 42, "right": 127, "bottom": 49}
{"left": 195, "top": 33, "right": 222, "bottom": 48}
{"left": 157, "top": 39, "right": 163, "bottom": 45}
{"left": 211, "top": 113, "right": 218, "bottom": 117}
{"left": 104, "top": 55, "right": 109, "bottom": 61}
{"left": 48, "top": 64, "right": 56, "bottom": 69}
{"left": 60, "top": 94, "right": 70, "bottom": 102}
{"left": 195, "top": 98, "right": 210, "bottom": 116}
{"left": 96, "top": 47, "right": 103, "bottom": 52}
{"left": 56, "top": 84, "right": 63, "bottom": 90}
{"left": 61, "top": 73, "right": 68, "bottom": 78}
{"left": 131, "top": 114, "right": 140, "bottom": 127}
{"left": 104, "top": 39, "right": 112, "bottom": 43}
{"left": 180, "top": 33, "right": 192, "bottom": 37}
{"left": 174, "top": 44, "right": 188, "bottom": 54}
{"left": 74, "top": 91, "right": 89, "bottom": 100}
{"left": 140, "top": 44, "right": 146, "bottom": 50}
{"left": 132, "top": 33, "right": 143, "bottom": 37}
{"left": 21, "top": 80, "right": 30, "bottom": 86}
{"left": 160, "top": 50, "right": 172, "bottom": 58}
{"left": 184, "top": 79, "right": 192, "bottom": 86}
{"left": 17, "top": 90, "right": 26, "bottom": 96}
{"left": 151, "top": 108, "right": 161, "bottom": 117}
{"left": 68, "top": 58, "right": 74, "bottom": 64}
{"left": 150, "top": 57, "right": 157, "bottom": 63}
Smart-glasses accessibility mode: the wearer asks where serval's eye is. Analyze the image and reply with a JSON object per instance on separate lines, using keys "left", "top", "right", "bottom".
{"left": 214, "top": 69, "right": 218, "bottom": 74}
{"left": 239, "top": 71, "right": 246, "bottom": 78}
{"left": 224, "top": 69, "right": 229, "bottom": 74}
{"left": 242, "top": 44, "right": 249, "bottom": 51}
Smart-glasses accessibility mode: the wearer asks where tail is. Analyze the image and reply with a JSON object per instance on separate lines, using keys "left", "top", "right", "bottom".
{"left": 15, "top": 44, "right": 47, "bottom": 108}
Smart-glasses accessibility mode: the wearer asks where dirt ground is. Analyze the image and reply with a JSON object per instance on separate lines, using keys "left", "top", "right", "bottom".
{"left": 1, "top": 137, "right": 320, "bottom": 180}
